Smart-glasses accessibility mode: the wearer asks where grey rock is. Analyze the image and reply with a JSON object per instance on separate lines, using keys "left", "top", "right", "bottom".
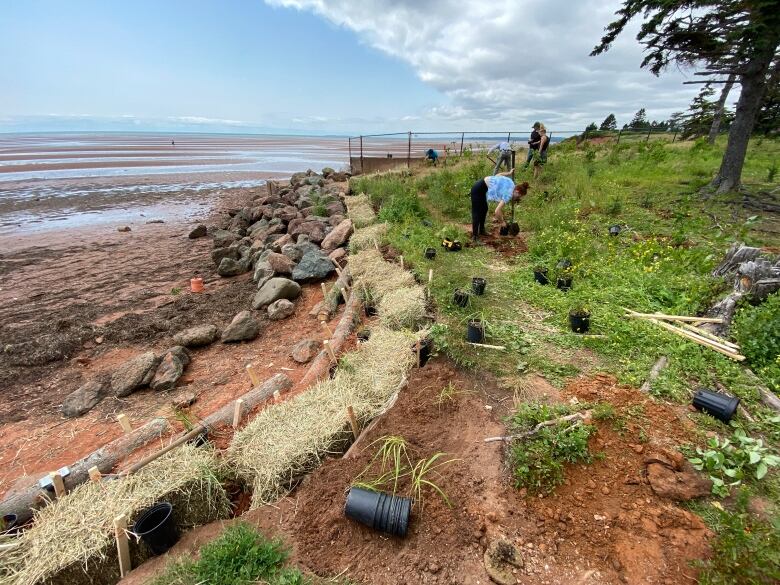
{"left": 150, "top": 347, "right": 190, "bottom": 391}
{"left": 117, "top": 226, "right": 131, "bottom": 232}
{"left": 62, "top": 381, "right": 104, "bottom": 417}
{"left": 289, "top": 218, "right": 328, "bottom": 244}
{"left": 173, "top": 324, "right": 219, "bottom": 347}
{"left": 253, "top": 260, "right": 274, "bottom": 284}
{"left": 267, "top": 298, "right": 295, "bottom": 320}
{"left": 213, "top": 229, "right": 239, "bottom": 249}
{"left": 165, "top": 345, "right": 191, "bottom": 366}
{"left": 188, "top": 224, "right": 208, "bottom": 239}
{"left": 322, "top": 166, "right": 336, "bottom": 178}
{"left": 252, "top": 277, "right": 302, "bottom": 309}
{"left": 291, "top": 339, "right": 321, "bottom": 363}
{"left": 111, "top": 351, "right": 160, "bottom": 397}
{"left": 222, "top": 310, "right": 261, "bottom": 342}
{"left": 281, "top": 243, "right": 303, "bottom": 263}
{"left": 211, "top": 245, "right": 241, "bottom": 267}
{"left": 217, "top": 256, "right": 250, "bottom": 277}
{"left": 292, "top": 249, "right": 335, "bottom": 283}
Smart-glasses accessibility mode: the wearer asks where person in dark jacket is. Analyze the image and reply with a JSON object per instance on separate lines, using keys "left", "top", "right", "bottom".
{"left": 523, "top": 122, "right": 541, "bottom": 169}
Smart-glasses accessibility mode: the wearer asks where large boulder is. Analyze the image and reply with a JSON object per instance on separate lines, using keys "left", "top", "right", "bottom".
{"left": 292, "top": 249, "right": 335, "bottom": 283}
{"left": 267, "top": 233, "right": 293, "bottom": 253}
{"left": 252, "top": 278, "right": 302, "bottom": 309}
{"left": 188, "top": 224, "right": 207, "bottom": 239}
{"left": 222, "top": 310, "right": 261, "bottom": 342}
{"left": 291, "top": 339, "right": 321, "bottom": 363}
{"left": 62, "top": 381, "right": 104, "bottom": 418}
{"left": 211, "top": 245, "right": 241, "bottom": 267}
{"left": 173, "top": 324, "right": 219, "bottom": 348}
{"left": 266, "top": 252, "right": 296, "bottom": 276}
{"left": 325, "top": 200, "right": 347, "bottom": 217}
{"left": 217, "top": 256, "right": 251, "bottom": 277}
{"left": 321, "top": 219, "right": 353, "bottom": 253}
{"left": 281, "top": 242, "right": 304, "bottom": 263}
{"left": 272, "top": 205, "right": 300, "bottom": 223}
{"left": 268, "top": 298, "right": 295, "bottom": 320}
{"left": 289, "top": 218, "right": 328, "bottom": 244}
{"left": 321, "top": 167, "right": 336, "bottom": 178}
{"left": 111, "top": 352, "right": 160, "bottom": 397}
{"left": 150, "top": 346, "right": 190, "bottom": 391}
{"left": 212, "top": 229, "right": 239, "bottom": 249}
{"left": 253, "top": 260, "right": 274, "bottom": 286}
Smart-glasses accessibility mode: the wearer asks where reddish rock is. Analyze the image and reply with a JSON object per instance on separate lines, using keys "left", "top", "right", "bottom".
{"left": 291, "top": 339, "right": 321, "bottom": 363}
{"left": 266, "top": 252, "right": 296, "bottom": 276}
{"left": 321, "top": 218, "right": 353, "bottom": 252}
{"left": 646, "top": 462, "right": 712, "bottom": 501}
{"left": 290, "top": 219, "right": 328, "bottom": 244}
{"left": 329, "top": 247, "right": 347, "bottom": 265}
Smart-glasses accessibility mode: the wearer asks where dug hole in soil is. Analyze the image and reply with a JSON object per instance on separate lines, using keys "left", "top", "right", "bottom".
{"left": 123, "top": 359, "right": 710, "bottom": 585}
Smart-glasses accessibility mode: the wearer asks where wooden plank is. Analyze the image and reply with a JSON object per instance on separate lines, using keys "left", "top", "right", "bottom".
{"left": 49, "top": 472, "right": 65, "bottom": 498}
{"left": 323, "top": 340, "right": 337, "bottom": 363}
{"left": 232, "top": 399, "right": 244, "bottom": 429}
{"left": 116, "top": 414, "right": 132, "bottom": 434}
{"left": 679, "top": 322, "right": 740, "bottom": 349}
{"left": 114, "top": 514, "right": 131, "bottom": 577}
{"left": 625, "top": 310, "right": 723, "bottom": 324}
{"left": 467, "top": 342, "right": 506, "bottom": 350}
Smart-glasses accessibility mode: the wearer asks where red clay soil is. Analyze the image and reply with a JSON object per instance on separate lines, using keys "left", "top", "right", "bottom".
{"left": 123, "top": 360, "right": 711, "bottom": 585}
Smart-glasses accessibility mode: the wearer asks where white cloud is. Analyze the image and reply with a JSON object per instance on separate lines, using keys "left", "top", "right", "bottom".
{"left": 265, "top": 0, "right": 701, "bottom": 130}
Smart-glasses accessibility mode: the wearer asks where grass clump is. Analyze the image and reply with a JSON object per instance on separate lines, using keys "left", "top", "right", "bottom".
{"left": 508, "top": 403, "right": 596, "bottom": 494}
{"left": 378, "top": 285, "right": 427, "bottom": 330}
{"left": 349, "top": 222, "right": 388, "bottom": 253}
{"left": 733, "top": 292, "right": 780, "bottom": 392}
{"left": 345, "top": 192, "right": 377, "bottom": 228}
{"left": 152, "top": 523, "right": 305, "bottom": 585}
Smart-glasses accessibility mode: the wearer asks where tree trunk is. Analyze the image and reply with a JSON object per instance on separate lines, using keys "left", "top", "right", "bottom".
{"left": 707, "top": 74, "right": 736, "bottom": 144}
{"left": 710, "top": 40, "right": 779, "bottom": 194}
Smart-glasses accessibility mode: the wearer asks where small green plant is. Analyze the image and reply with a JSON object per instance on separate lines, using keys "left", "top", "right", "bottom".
{"left": 592, "top": 402, "right": 616, "bottom": 421}
{"left": 436, "top": 382, "right": 461, "bottom": 406}
{"left": 768, "top": 160, "right": 777, "bottom": 183}
{"left": 687, "top": 429, "right": 780, "bottom": 497}
{"left": 569, "top": 304, "right": 590, "bottom": 318}
{"left": 170, "top": 287, "right": 182, "bottom": 296}
{"left": 410, "top": 452, "right": 457, "bottom": 510}
{"left": 353, "top": 435, "right": 411, "bottom": 494}
{"left": 733, "top": 293, "right": 780, "bottom": 392}
{"left": 604, "top": 195, "right": 623, "bottom": 216}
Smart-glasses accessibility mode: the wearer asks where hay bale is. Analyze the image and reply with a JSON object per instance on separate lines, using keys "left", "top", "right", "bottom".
{"left": 349, "top": 249, "right": 417, "bottom": 302}
{"left": 228, "top": 327, "right": 416, "bottom": 507}
{"left": 345, "top": 193, "right": 377, "bottom": 228}
{"left": 2, "top": 445, "right": 228, "bottom": 585}
{"left": 348, "top": 223, "right": 388, "bottom": 253}
{"left": 378, "top": 286, "right": 427, "bottom": 330}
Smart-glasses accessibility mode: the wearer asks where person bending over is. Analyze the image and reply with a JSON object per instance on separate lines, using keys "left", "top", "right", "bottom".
{"left": 488, "top": 141, "right": 513, "bottom": 174}
{"left": 469, "top": 171, "right": 527, "bottom": 241}
{"left": 425, "top": 148, "right": 439, "bottom": 166}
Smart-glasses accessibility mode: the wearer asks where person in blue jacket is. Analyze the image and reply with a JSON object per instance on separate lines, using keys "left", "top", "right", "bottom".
{"left": 468, "top": 170, "right": 526, "bottom": 241}
{"left": 425, "top": 148, "right": 439, "bottom": 166}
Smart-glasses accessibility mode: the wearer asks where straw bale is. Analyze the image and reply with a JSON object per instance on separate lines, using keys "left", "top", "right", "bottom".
{"left": 349, "top": 249, "right": 417, "bottom": 302}
{"left": 1, "top": 445, "right": 228, "bottom": 585}
{"left": 228, "top": 327, "right": 416, "bottom": 507}
{"left": 378, "top": 286, "right": 427, "bottom": 330}
{"left": 348, "top": 223, "right": 388, "bottom": 253}
{"left": 345, "top": 193, "right": 376, "bottom": 228}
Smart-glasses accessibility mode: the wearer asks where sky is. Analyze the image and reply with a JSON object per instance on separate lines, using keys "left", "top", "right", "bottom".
{"left": 0, "top": 0, "right": 708, "bottom": 135}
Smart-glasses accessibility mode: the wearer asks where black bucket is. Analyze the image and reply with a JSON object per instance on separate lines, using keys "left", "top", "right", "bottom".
{"left": 692, "top": 389, "right": 740, "bottom": 423}
{"left": 533, "top": 268, "right": 549, "bottom": 285}
{"left": 569, "top": 312, "right": 591, "bottom": 333}
{"left": 499, "top": 226, "right": 509, "bottom": 236}
{"left": 424, "top": 247, "right": 436, "bottom": 260}
{"left": 133, "top": 502, "right": 178, "bottom": 555}
{"left": 453, "top": 289, "right": 470, "bottom": 308}
{"left": 365, "top": 304, "right": 378, "bottom": 317}
{"left": 414, "top": 337, "right": 433, "bottom": 366}
{"left": 344, "top": 487, "right": 412, "bottom": 537}
{"left": 467, "top": 319, "right": 485, "bottom": 343}
{"left": 609, "top": 225, "right": 621, "bottom": 236}
{"left": 508, "top": 222, "right": 520, "bottom": 236}
{"left": 472, "top": 277, "right": 487, "bottom": 296}
{"left": 556, "top": 276, "right": 573, "bottom": 291}
{"left": 187, "top": 430, "right": 209, "bottom": 448}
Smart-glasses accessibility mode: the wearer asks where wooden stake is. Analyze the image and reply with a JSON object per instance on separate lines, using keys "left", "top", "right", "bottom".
{"left": 678, "top": 321, "right": 740, "bottom": 349}
{"left": 374, "top": 241, "right": 379, "bottom": 251}
{"left": 245, "top": 364, "right": 260, "bottom": 387}
{"left": 428, "top": 269, "right": 433, "bottom": 285}
{"left": 323, "top": 340, "right": 337, "bottom": 363}
{"left": 116, "top": 414, "right": 132, "bottom": 434}
{"left": 232, "top": 399, "right": 244, "bottom": 429}
{"left": 114, "top": 514, "right": 131, "bottom": 578}
{"left": 320, "top": 319, "right": 333, "bottom": 337}
{"left": 321, "top": 282, "right": 328, "bottom": 298}
{"left": 415, "top": 340, "right": 421, "bottom": 368}
{"left": 624, "top": 310, "right": 723, "bottom": 324}
{"left": 347, "top": 406, "right": 359, "bottom": 440}
{"left": 399, "top": 255, "right": 404, "bottom": 270}
{"left": 467, "top": 342, "right": 506, "bottom": 350}
{"left": 273, "top": 390, "right": 281, "bottom": 402}
{"left": 88, "top": 466, "right": 102, "bottom": 483}
{"left": 49, "top": 472, "right": 65, "bottom": 498}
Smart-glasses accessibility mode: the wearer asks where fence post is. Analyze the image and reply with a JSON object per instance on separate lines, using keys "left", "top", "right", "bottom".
{"left": 616, "top": 129, "right": 622, "bottom": 144}
{"left": 460, "top": 132, "right": 465, "bottom": 155}
{"left": 407, "top": 131, "right": 411, "bottom": 168}
{"left": 348, "top": 138, "right": 352, "bottom": 173}
{"left": 359, "top": 135, "right": 364, "bottom": 174}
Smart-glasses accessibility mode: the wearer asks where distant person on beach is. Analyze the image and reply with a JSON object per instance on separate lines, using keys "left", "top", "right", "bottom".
{"left": 425, "top": 148, "right": 439, "bottom": 166}
{"left": 523, "top": 122, "right": 542, "bottom": 168}
{"left": 488, "top": 140, "right": 513, "bottom": 174}
{"left": 534, "top": 124, "right": 550, "bottom": 179}
{"left": 468, "top": 170, "right": 527, "bottom": 242}
{"left": 171, "top": 140, "right": 175, "bottom": 146}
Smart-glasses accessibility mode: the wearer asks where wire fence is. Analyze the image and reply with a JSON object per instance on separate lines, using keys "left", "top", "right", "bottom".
{"left": 346, "top": 128, "right": 680, "bottom": 174}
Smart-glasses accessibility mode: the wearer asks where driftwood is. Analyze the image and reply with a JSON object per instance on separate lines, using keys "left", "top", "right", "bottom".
{"left": 484, "top": 411, "right": 591, "bottom": 443}
{"left": 299, "top": 292, "right": 362, "bottom": 388}
{"left": 0, "top": 417, "right": 169, "bottom": 524}
{"left": 640, "top": 356, "right": 669, "bottom": 393}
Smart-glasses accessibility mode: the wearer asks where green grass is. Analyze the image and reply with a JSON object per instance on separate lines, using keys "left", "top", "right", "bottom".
{"left": 152, "top": 523, "right": 350, "bottom": 585}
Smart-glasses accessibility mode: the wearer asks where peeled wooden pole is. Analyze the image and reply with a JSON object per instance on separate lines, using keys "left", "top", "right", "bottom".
{"left": 321, "top": 268, "right": 353, "bottom": 319}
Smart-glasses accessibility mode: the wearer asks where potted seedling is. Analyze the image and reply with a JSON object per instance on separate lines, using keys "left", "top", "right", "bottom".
{"left": 466, "top": 312, "right": 486, "bottom": 343}
{"left": 471, "top": 277, "right": 487, "bottom": 296}
{"left": 424, "top": 247, "right": 437, "bottom": 260}
{"left": 568, "top": 305, "right": 591, "bottom": 333}
{"left": 452, "top": 288, "right": 470, "bottom": 308}
{"left": 556, "top": 267, "right": 573, "bottom": 291}
{"left": 533, "top": 265, "right": 549, "bottom": 285}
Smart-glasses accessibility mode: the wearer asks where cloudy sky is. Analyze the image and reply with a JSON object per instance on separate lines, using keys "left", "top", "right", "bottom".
{"left": 0, "top": 0, "right": 705, "bottom": 134}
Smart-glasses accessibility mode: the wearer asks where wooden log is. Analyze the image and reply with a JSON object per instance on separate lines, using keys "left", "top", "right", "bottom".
{"left": 114, "top": 514, "right": 131, "bottom": 577}
{"left": 0, "top": 417, "right": 170, "bottom": 524}
{"left": 321, "top": 268, "right": 353, "bottom": 319}
{"left": 116, "top": 414, "right": 132, "bottom": 433}
{"left": 640, "top": 356, "right": 669, "bottom": 393}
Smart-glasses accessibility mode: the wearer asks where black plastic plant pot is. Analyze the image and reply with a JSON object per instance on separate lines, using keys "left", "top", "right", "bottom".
{"left": 453, "top": 289, "right": 470, "bottom": 308}
{"left": 365, "top": 304, "right": 378, "bottom": 317}
{"left": 424, "top": 247, "right": 436, "bottom": 260}
{"left": 609, "top": 225, "right": 621, "bottom": 236}
{"left": 556, "top": 277, "right": 573, "bottom": 291}
{"left": 467, "top": 319, "right": 485, "bottom": 343}
{"left": 533, "top": 268, "right": 549, "bottom": 285}
{"left": 187, "top": 431, "right": 209, "bottom": 448}
{"left": 414, "top": 337, "right": 433, "bottom": 367}
{"left": 692, "top": 389, "right": 740, "bottom": 423}
{"left": 344, "top": 487, "right": 412, "bottom": 537}
{"left": 508, "top": 222, "right": 520, "bottom": 236}
{"left": 2, "top": 514, "right": 17, "bottom": 534}
{"left": 569, "top": 312, "right": 591, "bottom": 334}
{"left": 133, "top": 502, "right": 179, "bottom": 556}
{"left": 357, "top": 328, "right": 371, "bottom": 342}
{"left": 499, "top": 226, "right": 509, "bottom": 236}
{"left": 556, "top": 258, "right": 572, "bottom": 270}
{"left": 472, "top": 277, "right": 487, "bottom": 296}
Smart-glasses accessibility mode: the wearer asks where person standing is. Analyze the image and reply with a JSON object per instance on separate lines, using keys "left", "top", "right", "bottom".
{"left": 469, "top": 170, "right": 525, "bottom": 241}
{"left": 523, "top": 122, "right": 542, "bottom": 168}
{"left": 488, "top": 140, "right": 513, "bottom": 174}
{"left": 534, "top": 124, "right": 550, "bottom": 179}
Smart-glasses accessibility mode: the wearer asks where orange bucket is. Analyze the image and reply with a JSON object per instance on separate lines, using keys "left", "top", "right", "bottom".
{"left": 190, "top": 277, "right": 204, "bottom": 293}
